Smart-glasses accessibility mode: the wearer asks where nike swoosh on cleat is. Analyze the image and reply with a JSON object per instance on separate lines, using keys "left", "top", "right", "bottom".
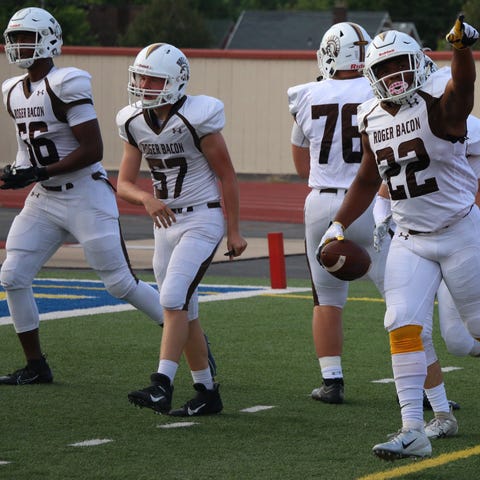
{"left": 150, "top": 394, "right": 165, "bottom": 402}
{"left": 401, "top": 439, "right": 416, "bottom": 449}
{"left": 18, "top": 374, "right": 39, "bottom": 385}
{"left": 187, "top": 403, "right": 207, "bottom": 415}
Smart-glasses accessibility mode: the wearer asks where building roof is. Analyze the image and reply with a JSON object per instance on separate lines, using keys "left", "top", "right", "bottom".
{"left": 225, "top": 10, "right": 393, "bottom": 50}
{"left": 392, "top": 22, "right": 422, "bottom": 45}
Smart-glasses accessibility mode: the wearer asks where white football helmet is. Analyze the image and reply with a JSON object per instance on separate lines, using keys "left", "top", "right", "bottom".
{"left": 364, "top": 30, "right": 427, "bottom": 105}
{"left": 317, "top": 22, "right": 371, "bottom": 79}
{"left": 128, "top": 43, "right": 190, "bottom": 109}
{"left": 3, "top": 7, "right": 62, "bottom": 69}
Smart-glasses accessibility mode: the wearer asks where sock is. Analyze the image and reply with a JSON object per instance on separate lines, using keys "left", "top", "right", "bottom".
{"left": 158, "top": 359, "right": 178, "bottom": 384}
{"left": 424, "top": 383, "right": 450, "bottom": 415}
{"left": 319, "top": 356, "right": 343, "bottom": 380}
{"left": 191, "top": 368, "right": 214, "bottom": 390}
{"left": 392, "top": 351, "right": 426, "bottom": 432}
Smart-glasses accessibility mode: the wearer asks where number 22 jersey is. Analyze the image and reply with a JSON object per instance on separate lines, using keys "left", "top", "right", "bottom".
{"left": 358, "top": 67, "right": 477, "bottom": 233}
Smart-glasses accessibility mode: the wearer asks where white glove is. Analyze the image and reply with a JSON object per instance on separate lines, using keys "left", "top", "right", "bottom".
{"left": 373, "top": 215, "right": 392, "bottom": 253}
{"left": 446, "top": 14, "right": 479, "bottom": 49}
{"left": 316, "top": 221, "right": 345, "bottom": 257}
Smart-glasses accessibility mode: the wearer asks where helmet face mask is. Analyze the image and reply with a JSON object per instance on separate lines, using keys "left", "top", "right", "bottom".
{"left": 317, "top": 22, "right": 371, "bottom": 79}
{"left": 128, "top": 43, "right": 190, "bottom": 109}
{"left": 3, "top": 7, "right": 62, "bottom": 69}
{"left": 364, "top": 31, "right": 426, "bottom": 105}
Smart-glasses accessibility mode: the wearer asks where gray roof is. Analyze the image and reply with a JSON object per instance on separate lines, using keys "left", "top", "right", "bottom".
{"left": 225, "top": 10, "right": 393, "bottom": 50}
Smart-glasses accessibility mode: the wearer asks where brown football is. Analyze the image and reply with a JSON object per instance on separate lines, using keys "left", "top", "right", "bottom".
{"left": 317, "top": 239, "right": 371, "bottom": 281}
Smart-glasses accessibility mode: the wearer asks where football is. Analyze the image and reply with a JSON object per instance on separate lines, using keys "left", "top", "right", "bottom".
{"left": 317, "top": 239, "right": 371, "bottom": 281}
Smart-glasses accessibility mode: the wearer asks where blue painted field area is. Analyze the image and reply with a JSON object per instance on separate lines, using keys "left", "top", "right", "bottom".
{"left": 0, "top": 278, "right": 271, "bottom": 322}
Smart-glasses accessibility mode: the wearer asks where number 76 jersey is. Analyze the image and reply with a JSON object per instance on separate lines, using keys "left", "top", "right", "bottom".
{"left": 287, "top": 76, "right": 374, "bottom": 190}
{"left": 116, "top": 95, "right": 223, "bottom": 208}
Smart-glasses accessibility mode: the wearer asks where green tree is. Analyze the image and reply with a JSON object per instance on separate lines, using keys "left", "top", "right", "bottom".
{"left": 118, "top": 0, "right": 212, "bottom": 47}
{"left": 462, "top": 0, "right": 480, "bottom": 48}
{"left": 0, "top": 1, "right": 97, "bottom": 46}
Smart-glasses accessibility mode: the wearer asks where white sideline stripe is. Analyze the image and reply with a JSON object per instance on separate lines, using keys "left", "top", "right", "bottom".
{"left": 441, "top": 366, "right": 463, "bottom": 372}
{"left": 240, "top": 405, "right": 275, "bottom": 413}
{"left": 65, "top": 244, "right": 154, "bottom": 250}
{"left": 69, "top": 439, "right": 113, "bottom": 447}
{"left": 372, "top": 366, "right": 463, "bottom": 383}
{"left": 0, "top": 281, "right": 309, "bottom": 326}
{"left": 158, "top": 422, "right": 197, "bottom": 429}
{"left": 0, "top": 461, "right": 11, "bottom": 465}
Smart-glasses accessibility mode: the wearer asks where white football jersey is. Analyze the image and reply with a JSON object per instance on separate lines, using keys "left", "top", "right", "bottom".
{"left": 287, "top": 76, "right": 374, "bottom": 190}
{"left": 466, "top": 115, "right": 480, "bottom": 178}
{"left": 358, "top": 68, "right": 476, "bottom": 233}
{"left": 2, "top": 66, "right": 104, "bottom": 184}
{"left": 116, "top": 95, "right": 223, "bottom": 208}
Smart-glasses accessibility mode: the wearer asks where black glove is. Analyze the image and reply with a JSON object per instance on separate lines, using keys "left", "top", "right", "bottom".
{"left": 0, "top": 164, "right": 49, "bottom": 190}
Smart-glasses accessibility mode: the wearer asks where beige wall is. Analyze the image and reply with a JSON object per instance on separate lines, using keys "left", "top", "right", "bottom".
{"left": 0, "top": 49, "right": 472, "bottom": 176}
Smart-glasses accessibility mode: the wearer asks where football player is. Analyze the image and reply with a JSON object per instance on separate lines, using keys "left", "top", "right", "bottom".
{"left": 116, "top": 43, "right": 247, "bottom": 416}
{"left": 0, "top": 7, "right": 216, "bottom": 386}
{"left": 287, "top": 22, "right": 390, "bottom": 404}
{"left": 320, "top": 16, "right": 480, "bottom": 460}
{"left": 373, "top": 81, "right": 480, "bottom": 442}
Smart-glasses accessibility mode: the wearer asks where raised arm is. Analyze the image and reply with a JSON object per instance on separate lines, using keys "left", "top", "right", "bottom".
{"left": 443, "top": 15, "right": 479, "bottom": 135}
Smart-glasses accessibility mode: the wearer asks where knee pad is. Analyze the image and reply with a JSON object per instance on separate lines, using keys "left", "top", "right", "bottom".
{"left": 1, "top": 256, "right": 35, "bottom": 291}
{"left": 161, "top": 286, "right": 199, "bottom": 319}
{"left": 99, "top": 267, "right": 138, "bottom": 299}
{"left": 160, "top": 289, "right": 187, "bottom": 311}
{"left": 389, "top": 325, "right": 423, "bottom": 355}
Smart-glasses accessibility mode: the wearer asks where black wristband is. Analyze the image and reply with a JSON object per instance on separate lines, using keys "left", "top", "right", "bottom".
{"left": 36, "top": 166, "right": 49, "bottom": 181}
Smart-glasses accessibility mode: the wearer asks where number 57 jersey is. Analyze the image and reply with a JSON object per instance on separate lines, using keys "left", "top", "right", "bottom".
{"left": 287, "top": 76, "right": 374, "bottom": 190}
{"left": 116, "top": 95, "right": 223, "bottom": 208}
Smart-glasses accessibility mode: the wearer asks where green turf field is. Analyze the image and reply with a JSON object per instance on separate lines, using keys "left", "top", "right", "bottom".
{"left": 0, "top": 269, "right": 479, "bottom": 479}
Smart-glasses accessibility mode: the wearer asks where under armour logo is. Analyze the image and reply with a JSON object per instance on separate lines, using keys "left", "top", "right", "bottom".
{"left": 172, "top": 127, "right": 182, "bottom": 134}
{"left": 30, "top": 191, "right": 40, "bottom": 198}
{"left": 407, "top": 97, "right": 419, "bottom": 107}
{"left": 398, "top": 232, "right": 410, "bottom": 240}
{"left": 36, "top": 90, "right": 45, "bottom": 95}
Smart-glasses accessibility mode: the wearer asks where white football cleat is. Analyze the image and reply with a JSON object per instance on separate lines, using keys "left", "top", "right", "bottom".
{"left": 373, "top": 428, "right": 432, "bottom": 461}
{"left": 425, "top": 413, "right": 458, "bottom": 439}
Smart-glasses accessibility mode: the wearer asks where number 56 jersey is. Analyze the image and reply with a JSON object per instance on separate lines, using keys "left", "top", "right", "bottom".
{"left": 116, "top": 95, "right": 223, "bottom": 208}
{"left": 2, "top": 66, "right": 102, "bottom": 183}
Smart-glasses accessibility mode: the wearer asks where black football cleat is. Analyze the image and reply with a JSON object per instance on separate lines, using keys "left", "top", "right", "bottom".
{"left": 311, "top": 378, "right": 344, "bottom": 404}
{"left": 0, "top": 356, "right": 53, "bottom": 385}
{"left": 128, "top": 373, "right": 173, "bottom": 414}
{"left": 169, "top": 383, "right": 223, "bottom": 417}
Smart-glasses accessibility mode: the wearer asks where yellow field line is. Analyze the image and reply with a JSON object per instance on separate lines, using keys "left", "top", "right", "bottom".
{"left": 357, "top": 445, "right": 480, "bottom": 480}
{"left": 262, "top": 293, "right": 385, "bottom": 302}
